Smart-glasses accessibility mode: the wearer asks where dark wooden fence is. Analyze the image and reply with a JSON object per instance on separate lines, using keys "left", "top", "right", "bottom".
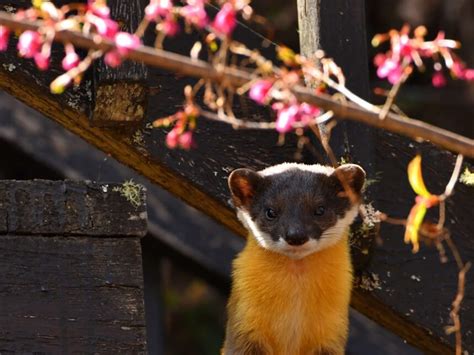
{"left": 0, "top": 180, "right": 147, "bottom": 353}
{"left": 0, "top": 0, "right": 472, "bottom": 353}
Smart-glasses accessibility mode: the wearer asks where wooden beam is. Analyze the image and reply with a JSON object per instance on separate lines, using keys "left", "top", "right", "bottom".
{"left": 0, "top": 180, "right": 147, "bottom": 237}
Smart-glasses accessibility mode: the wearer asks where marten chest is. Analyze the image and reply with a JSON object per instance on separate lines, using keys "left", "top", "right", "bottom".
{"left": 231, "top": 242, "right": 352, "bottom": 354}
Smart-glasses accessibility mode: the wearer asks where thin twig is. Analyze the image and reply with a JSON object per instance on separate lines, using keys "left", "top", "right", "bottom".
{"left": 444, "top": 234, "right": 471, "bottom": 355}
{"left": 379, "top": 67, "right": 411, "bottom": 119}
{"left": 200, "top": 109, "right": 334, "bottom": 130}
{"left": 442, "top": 154, "right": 464, "bottom": 198}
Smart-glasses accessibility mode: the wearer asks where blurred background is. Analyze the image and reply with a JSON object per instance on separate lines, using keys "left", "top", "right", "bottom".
{"left": 1, "top": 0, "right": 473, "bottom": 354}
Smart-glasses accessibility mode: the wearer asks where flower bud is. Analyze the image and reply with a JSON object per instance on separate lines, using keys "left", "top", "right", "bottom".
{"left": 62, "top": 50, "right": 80, "bottom": 70}
{"left": 274, "top": 104, "right": 299, "bottom": 133}
{"left": 145, "top": 0, "right": 173, "bottom": 21}
{"left": 178, "top": 131, "right": 194, "bottom": 149}
{"left": 104, "top": 50, "right": 122, "bottom": 67}
{"left": 50, "top": 74, "right": 72, "bottom": 94}
{"left": 0, "top": 26, "right": 10, "bottom": 51}
{"left": 114, "top": 32, "right": 141, "bottom": 55}
{"left": 34, "top": 52, "right": 50, "bottom": 70}
{"left": 212, "top": 3, "right": 236, "bottom": 37}
{"left": 166, "top": 129, "right": 179, "bottom": 148}
{"left": 18, "top": 30, "right": 42, "bottom": 58}
{"left": 249, "top": 80, "right": 272, "bottom": 105}
{"left": 431, "top": 72, "right": 446, "bottom": 88}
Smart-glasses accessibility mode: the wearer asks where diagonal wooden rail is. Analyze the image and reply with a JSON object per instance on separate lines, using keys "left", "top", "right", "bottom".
{"left": 0, "top": 12, "right": 473, "bottom": 158}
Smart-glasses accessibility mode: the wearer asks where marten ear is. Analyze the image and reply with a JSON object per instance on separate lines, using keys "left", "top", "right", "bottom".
{"left": 228, "top": 168, "right": 264, "bottom": 209}
{"left": 331, "top": 164, "right": 366, "bottom": 197}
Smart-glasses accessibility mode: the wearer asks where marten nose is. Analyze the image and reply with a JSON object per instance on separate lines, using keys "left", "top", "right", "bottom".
{"left": 285, "top": 228, "right": 309, "bottom": 246}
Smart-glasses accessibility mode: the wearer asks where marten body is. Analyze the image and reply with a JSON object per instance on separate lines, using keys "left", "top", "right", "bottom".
{"left": 223, "top": 163, "right": 365, "bottom": 355}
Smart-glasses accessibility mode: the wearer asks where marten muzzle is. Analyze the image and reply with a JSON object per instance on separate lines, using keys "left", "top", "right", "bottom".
{"left": 284, "top": 227, "right": 310, "bottom": 246}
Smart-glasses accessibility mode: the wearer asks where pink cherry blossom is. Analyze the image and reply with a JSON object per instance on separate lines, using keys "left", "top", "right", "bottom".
{"left": 166, "top": 129, "right": 179, "bottom": 148}
{"left": 62, "top": 49, "right": 80, "bottom": 70}
{"left": 298, "top": 102, "right": 321, "bottom": 123}
{"left": 373, "top": 53, "right": 386, "bottom": 67}
{"left": 212, "top": 3, "right": 236, "bottom": 37}
{"left": 393, "top": 33, "right": 413, "bottom": 60}
{"left": 464, "top": 69, "right": 474, "bottom": 81}
{"left": 18, "top": 30, "right": 42, "bottom": 58}
{"left": 375, "top": 57, "right": 403, "bottom": 84}
{"left": 273, "top": 103, "right": 299, "bottom": 133}
{"left": 34, "top": 52, "right": 50, "bottom": 70}
{"left": 387, "top": 66, "right": 403, "bottom": 84}
{"left": 376, "top": 58, "right": 396, "bottom": 79}
{"left": 0, "top": 26, "right": 9, "bottom": 51}
{"left": 431, "top": 72, "right": 446, "bottom": 88}
{"left": 181, "top": 5, "right": 208, "bottom": 29}
{"left": 90, "top": 16, "right": 119, "bottom": 39}
{"left": 249, "top": 80, "right": 273, "bottom": 105}
{"left": 178, "top": 131, "right": 194, "bottom": 149}
{"left": 88, "top": 0, "right": 111, "bottom": 18}
{"left": 145, "top": 0, "right": 173, "bottom": 21}
{"left": 162, "top": 16, "right": 180, "bottom": 36}
{"left": 114, "top": 32, "right": 141, "bottom": 56}
{"left": 104, "top": 50, "right": 122, "bottom": 67}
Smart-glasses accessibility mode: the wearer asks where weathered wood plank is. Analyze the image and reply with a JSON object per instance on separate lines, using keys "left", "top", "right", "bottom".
{"left": 0, "top": 235, "right": 146, "bottom": 353}
{"left": 0, "top": 180, "right": 147, "bottom": 236}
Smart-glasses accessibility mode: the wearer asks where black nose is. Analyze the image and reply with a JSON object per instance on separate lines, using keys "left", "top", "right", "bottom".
{"left": 284, "top": 228, "right": 309, "bottom": 246}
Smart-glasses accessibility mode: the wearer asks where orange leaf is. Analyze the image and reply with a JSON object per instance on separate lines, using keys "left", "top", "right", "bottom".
{"left": 404, "top": 201, "right": 427, "bottom": 253}
{"left": 407, "top": 155, "right": 431, "bottom": 198}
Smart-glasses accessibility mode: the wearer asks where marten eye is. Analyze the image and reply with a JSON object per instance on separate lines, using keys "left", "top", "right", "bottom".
{"left": 314, "top": 206, "right": 325, "bottom": 216}
{"left": 265, "top": 208, "right": 277, "bottom": 220}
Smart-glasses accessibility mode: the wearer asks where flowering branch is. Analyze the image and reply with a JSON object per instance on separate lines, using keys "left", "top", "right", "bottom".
{"left": 0, "top": 11, "right": 472, "bottom": 157}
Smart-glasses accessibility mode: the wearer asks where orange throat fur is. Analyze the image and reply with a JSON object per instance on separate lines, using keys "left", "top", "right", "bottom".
{"left": 224, "top": 233, "right": 353, "bottom": 355}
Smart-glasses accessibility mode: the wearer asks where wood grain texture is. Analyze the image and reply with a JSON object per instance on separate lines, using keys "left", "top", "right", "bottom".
{"left": 359, "top": 133, "right": 473, "bottom": 353}
{"left": 0, "top": 180, "right": 147, "bottom": 237}
{"left": 0, "top": 235, "right": 146, "bottom": 353}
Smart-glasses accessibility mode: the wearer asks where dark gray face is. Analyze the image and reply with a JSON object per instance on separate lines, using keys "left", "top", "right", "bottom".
{"left": 228, "top": 164, "right": 365, "bottom": 258}
{"left": 248, "top": 169, "right": 352, "bottom": 245}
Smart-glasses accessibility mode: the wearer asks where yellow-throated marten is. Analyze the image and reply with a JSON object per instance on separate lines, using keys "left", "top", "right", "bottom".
{"left": 223, "top": 163, "right": 366, "bottom": 355}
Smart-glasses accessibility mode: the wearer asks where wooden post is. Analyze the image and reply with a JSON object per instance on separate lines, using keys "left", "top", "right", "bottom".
{"left": 296, "top": 0, "right": 376, "bottom": 269}
{"left": 90, "top": 0, "right": 148, "bottom": 127}
{"left": 296, "top": 0, "right": 374, "bottom": 173}
{"left": 0, "top": 180, "right": 148, "bottom": 353}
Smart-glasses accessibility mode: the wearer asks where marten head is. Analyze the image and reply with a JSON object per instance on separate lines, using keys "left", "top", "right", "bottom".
{"left": 228, "top": 163, "right": 365, "bottom": 259}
